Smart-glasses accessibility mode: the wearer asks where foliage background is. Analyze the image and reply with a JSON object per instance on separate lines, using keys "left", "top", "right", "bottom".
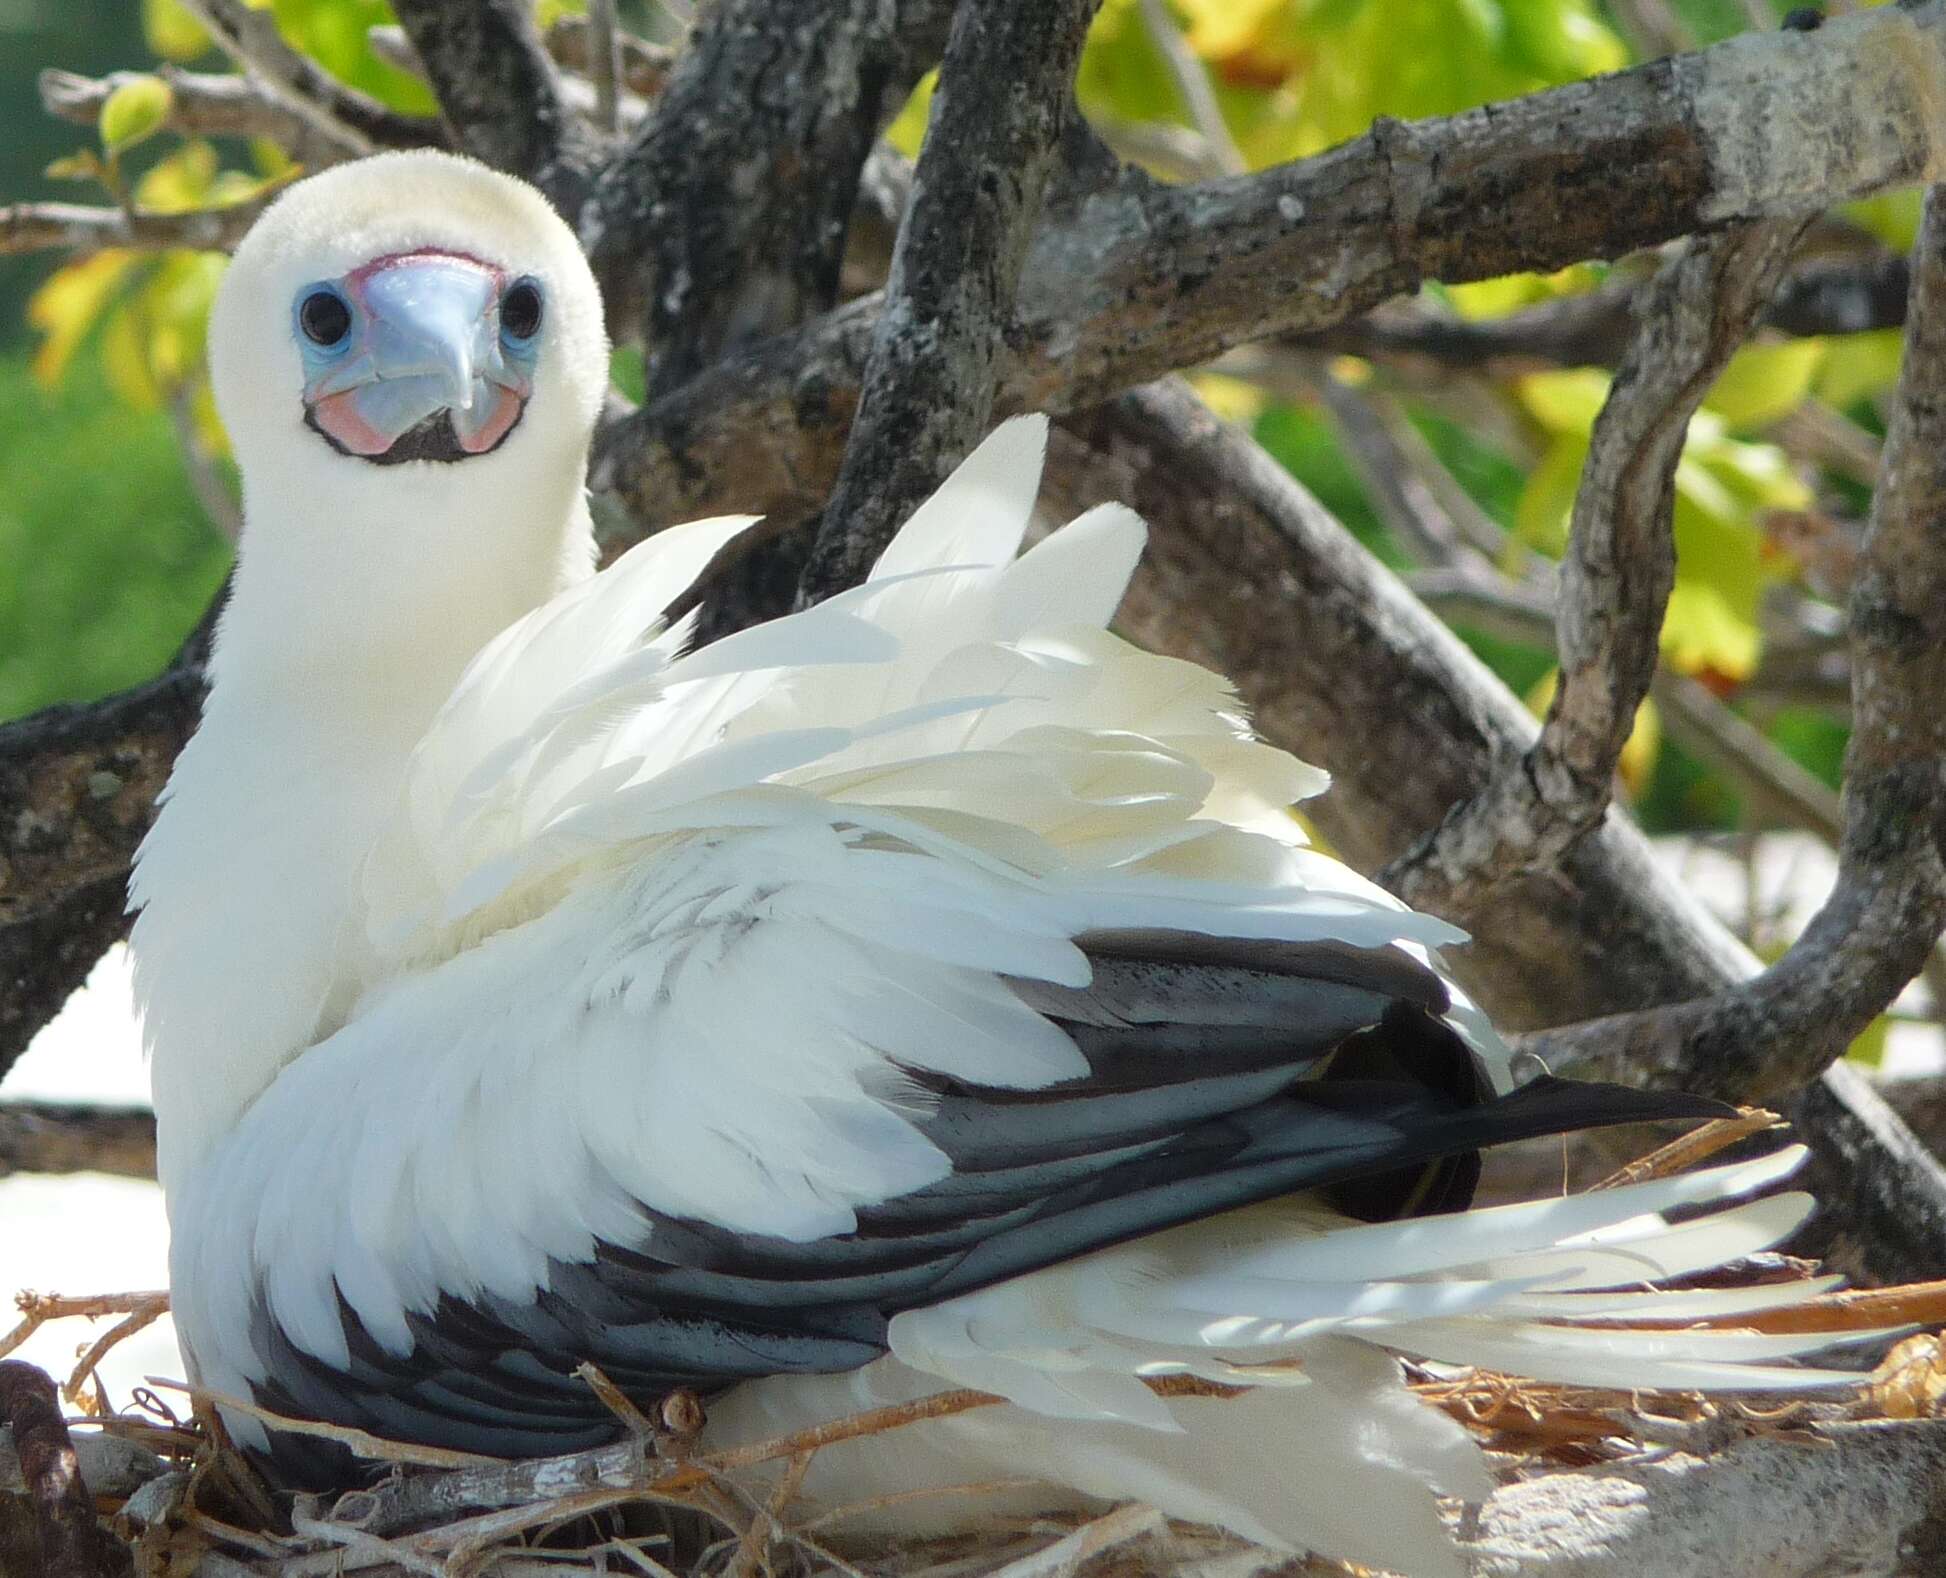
{"left": 2, "top": 0, "right": 1908, "bottom": 847}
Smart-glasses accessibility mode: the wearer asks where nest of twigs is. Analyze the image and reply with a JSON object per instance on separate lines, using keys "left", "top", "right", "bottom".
{"left": 11, "top": 1112, "right": 1946, "bottom": 1578}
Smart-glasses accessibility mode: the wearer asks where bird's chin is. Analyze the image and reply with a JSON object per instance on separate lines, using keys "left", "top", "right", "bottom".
{"left": 303, "top": 403, "right": 525, "bottom": 466}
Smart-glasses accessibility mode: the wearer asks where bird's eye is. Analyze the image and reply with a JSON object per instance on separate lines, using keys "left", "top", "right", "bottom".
{"left": 298, "top": 287, "right": 353, "bottom": 348}
{"left": 500, "top": 278, "right": 544, "bottom": 345}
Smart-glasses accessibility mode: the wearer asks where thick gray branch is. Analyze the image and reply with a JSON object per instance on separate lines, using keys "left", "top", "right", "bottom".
{"left": 796, "top": 0, "right": 1103, "bottom": 604}
{"left": 1385, "top": 221, "right": 1808, "bottom": 916}
{"left": 388, "top": 0, "right": 599, "bottom": 212}
{"left": 595, "top": 0, "right": 1946, "bottom": 532}
{"left": 1526, "top": 190, "right": 1946, "bottom": 1100}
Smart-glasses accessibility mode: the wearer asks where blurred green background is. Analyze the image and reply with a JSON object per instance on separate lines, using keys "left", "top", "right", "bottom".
{"left": 0, "top": 0, "right": 1903, "bottom": 851}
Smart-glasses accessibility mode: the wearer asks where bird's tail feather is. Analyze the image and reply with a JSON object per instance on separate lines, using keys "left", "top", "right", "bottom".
{"left": 710, "top": 1144, "right": 1890, "bottom": 1578}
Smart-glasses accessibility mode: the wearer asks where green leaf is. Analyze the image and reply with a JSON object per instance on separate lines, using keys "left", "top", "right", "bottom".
{"left": 99, "top": 74, "right": 175, "bottom": 158}
{"left": 1512, "top": 432, "right": 1585, "bottom": 554}
{"left": 1846, "top": 1014, "right": 1892, "bottom": 1070}
{"left": 144, "top": 0, "right": 213, "bottom": 61}
{"left": 1816, "top": 329, "right": 1904, "bottom": 411}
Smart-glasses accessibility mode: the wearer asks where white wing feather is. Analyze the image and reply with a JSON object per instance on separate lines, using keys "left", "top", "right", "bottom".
{"left": 174, "top": 416, "right": 1871, "bottom": 1578}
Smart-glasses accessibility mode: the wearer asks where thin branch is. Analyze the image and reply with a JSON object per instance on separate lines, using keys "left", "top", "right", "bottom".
{"left": 1384, "top": 220, "right": 1809, "bottom": 916}
{"left": 0, "top": 194, "right": 275, "bottom": 257}
{"left": 584, "top": 0, "right": 621, "bottom": 136}
{"left": 1649, "top": 670, "right": 1843, "bottom": 842}
{"left": 795, "top": 0, "right": 1103, "bottom": 605}
{"left": 1526, "top": 188, "right": 1946, "bottom": 1101}
{"left": 542, "top": 16, "right": 676, "bottom": 98}
{"left": 174, "top": 0, "right": 429, "bottom": 156}
{"left": 0, "top": 1362, "right": 128, "bottom": 1578}
{"left": 0, "top": 1104, "right": 157, "bottom": 1182}
{"left": 595, "top": 0, "right": 1946, "bottom": 531}
{"left": 38, "top": 68, "right": 439, "bottom": 170}
{"left": 1136, "top": 0, "right": 1245, "bottom": 176}
{"left": 387, "top": 0, "right": 600, "bottom": 211}
{"left": 1290, "top": 254, "right": 1910, "bottom": 373}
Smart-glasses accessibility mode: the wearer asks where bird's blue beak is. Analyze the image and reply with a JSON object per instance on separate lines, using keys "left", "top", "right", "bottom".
{"left": 294, "top": 250, "right": 540, "bottom": 462}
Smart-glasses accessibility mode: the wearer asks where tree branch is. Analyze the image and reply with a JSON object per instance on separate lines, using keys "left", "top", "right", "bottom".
{"left": 796, "top": 0, "right": 1103, "bottom": 604}
{"left": 0, "top": 1104, "right": 156, "bottom": 1182}
{"left": 0, "top": 194, "right": 275, "bottom": 257}
{"left": 1526, "top": 188, "right": 1946, "bottom": 1101}
{"left": 0, "top": 883, "right": 130, "bottom": 1092}
{"left": 594, "top": 0, "right": 1946, "bottom": 532}
{"left": 0, "top": 664, "right": 205, "bottom": 934}
{"left": 1289, "top": 253, "right": 1910, "bottom": 373}
{"left": 174, "top": 0, "right": 430, "bottom": 156}
{"left": 542, "top": 15, "right": 675, "bottom": 99}
{"left": 387, "top": 0, "right": 601, "bottom": 212}
{"left": 589, "top": 0, "right": 955, "bottom": 395}
{"left": 38, "top": 67, "right": 440, "bottom": 170}
{"left": 1384, "top": 220, "right": 1809, "bottom": 916}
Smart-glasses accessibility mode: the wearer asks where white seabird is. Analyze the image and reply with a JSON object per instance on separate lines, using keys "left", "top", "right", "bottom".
{"left": 130, "top": 150, "right": 1875, "bottom": 1578}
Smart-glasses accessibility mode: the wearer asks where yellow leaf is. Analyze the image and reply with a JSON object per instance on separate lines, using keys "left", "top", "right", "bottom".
{"left": 101, "top": 303, "right": 163, "bottom": 410}
{"left": 1448, "top": 265, "right": 1601, "bottom": 321}
{"left": 100, "top": 75, "right": 175, "bottom": 157}
{"left": 1515, "top": 367, "right": 1609, "bottom": 433}
{"left": 44, "top": 149, "right": 106, "bottom": 184}
{"left": 1661, "top": 580, "right": 1759, "bottom": 682}
{"left": 27, "top": 251, "right": 139, "bottom": 386}
{"left": 135, "top": 140, "right": 219, "bottom": 213}
{"left": 191, "top": 378, "right": 230, "bottom": 455}
{"left": 885, "top": 70, "right": 937, "bottom": 160}
{"left": 1705, "top": 339, "right": 1827, "bottom": 430}
{"left": 1177, "top": 0, "right": 1292, "bottom": 59}
{"left": 1617, "top": 694, "right": 1661, "bottom": 801}
{"left": 1190, "top": 372, "right": 1266, "bottom": 426}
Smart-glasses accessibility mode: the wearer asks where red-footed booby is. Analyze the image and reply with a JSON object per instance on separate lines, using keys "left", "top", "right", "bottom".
{"left": 131, "top": 150, "right": 1875, "bottom": 1578}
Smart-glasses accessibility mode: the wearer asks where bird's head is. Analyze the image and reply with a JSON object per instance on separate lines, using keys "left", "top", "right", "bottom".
{"left": 207, "top": 150, "right": 611, "bottom": 676}
{"left": 213, "top": 149, "right": 607, "bottom": 479}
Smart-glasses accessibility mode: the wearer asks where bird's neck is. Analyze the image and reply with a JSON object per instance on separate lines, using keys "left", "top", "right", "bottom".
{"left": 134, "top": 452, "right": 595, "bottom": 1198}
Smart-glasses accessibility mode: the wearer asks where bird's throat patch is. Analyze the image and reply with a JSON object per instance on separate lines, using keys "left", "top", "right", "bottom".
{"left": 304, "top": 398, "right": 525, "bottom": 466}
